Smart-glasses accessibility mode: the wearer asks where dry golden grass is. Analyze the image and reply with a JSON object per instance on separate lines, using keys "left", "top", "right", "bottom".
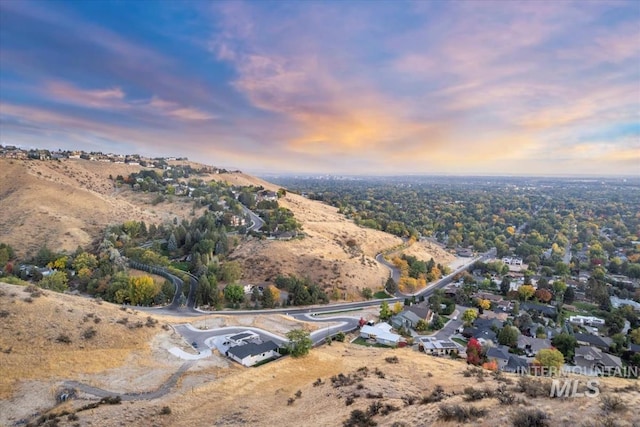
{"left": 0, "top": 282, "right": 162, "bottom": 399}
{"left": 48, "top": 342, "right": 640, "bottom": 427}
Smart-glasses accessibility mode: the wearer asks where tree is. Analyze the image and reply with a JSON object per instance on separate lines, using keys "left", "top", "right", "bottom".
{"left": 534, "top": 348, "right": 564, "bottom": 371}
{"left": 220, "top": 261, "right": 242, "bottom": 283}
{"left": 262, "top": 285, "right": 280, "bottom": 308}
{"left": 361, "top": 288, "right": 373, "bottom": 300}
{"left": 563, "top": 286, "right": 575, "bottom": 304}
{"left": 224, "top": 284, "right": 245, "bottom": 306}
{"left": 476, "top": 298, "right": 491, "bottom": 311}
{"left": 392, "top": 301, "right": 404, "bottom": 314}
{"left": 462, "top": 308, "right": 478, "bottom": 326}
{"left": 552, "top": 280, "right": 567, "bottom": 297}
{"left": 535, "top": 289, "right": 552, "bottom": 303}
{"left": 286, "top": 329, "right": 312, "bottom": 358}
{"left": 518, "top": 285, "right": 535, "bottom": 301}
{"left": 127, "top": 275, "right": 159, "bottom": 305}
{"left": 466, "top": 337, "right": 483, "bottom": 366}
{"left": 430, "top": 315, "right": 445, "bottom": 330}
{"left": 385, "top": 276, "right": 397, "bottom": 295}
{"left": 500, "top": 277, "right": 511, "bottom": 296}
{"left": 167, "top": 232, "right": 178, "bottom": 252}
{"left": 498, "top": 326, "right": 519, "bottom": 347}
{"left": 379, "top": 301, "right": 392, "bottom": 321}
{"left": 630, "top": 328, "right": 640, "bottom": 345}
{"left": 39, "top": 271, "right": 69, "bottom": 292}
{"left": 415, "top": 319, "right": 428, "bottom": 332}
{"left": 552, "top": 333, "right": 577, "bottom": 360}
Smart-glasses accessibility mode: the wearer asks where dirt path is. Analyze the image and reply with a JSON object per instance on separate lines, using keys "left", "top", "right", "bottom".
{"left": 63, "top": 361, "right": 196, "bottom": 401}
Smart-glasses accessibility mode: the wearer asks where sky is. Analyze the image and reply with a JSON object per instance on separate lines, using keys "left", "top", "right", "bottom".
{"left": 0, "top": 0, "right": 639, "bottom": 176}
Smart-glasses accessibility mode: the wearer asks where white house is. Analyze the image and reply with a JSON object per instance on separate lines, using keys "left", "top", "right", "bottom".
{"left": 360, "top": 322, "right": 401, "bottom": 347}
{"left": 418, "top": 337, "right": 459, "bottom": 356}
{"left": 569, "top": 315, "right": 605, "bottom": 326}
{"left": 226, "top": 341, "right": 280, "bottom": 367}
{"left": 224, "top": 331, "right": 260, "bottom": 347}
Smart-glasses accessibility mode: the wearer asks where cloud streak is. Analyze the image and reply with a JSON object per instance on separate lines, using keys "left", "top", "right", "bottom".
{"left": 0, "top": 0, "right": 638, "bottom": 175}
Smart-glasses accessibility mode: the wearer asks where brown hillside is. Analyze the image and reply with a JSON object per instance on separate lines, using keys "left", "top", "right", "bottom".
{"left": 0, "top": 158, "right": 456, "bottom": 296}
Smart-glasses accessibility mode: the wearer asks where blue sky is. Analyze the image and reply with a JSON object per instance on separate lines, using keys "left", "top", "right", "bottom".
{"left": 1, "top": 0, "right": 638, "bottom": 175}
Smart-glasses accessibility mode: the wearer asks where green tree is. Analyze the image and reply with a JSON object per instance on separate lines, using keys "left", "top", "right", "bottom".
{"left": 220, "top": 261, "right": 242, "bottom": 283}
{"left": 500, "top": 277, "right": 511, "bottom": 296}
{"left": 534, "top": 348, "right": 564, "bottom": 371}
{"left": 462, "top": 308, "right": 478, "bottom": 326}
{"left": 379, "top": 300, "right": 392, "bottom": 321}
{"left": 361, "top": 288, "right": 373, "bottom": 300}
{"left": 630, "top": 328, "right": 640, "bottom": 345}
{"left": 498, "top": 326, "right": 520, "bottom": 347}
{"left": 385, "top": 277, "right": 397, "bottom": 295}
{"left": 563, "top": 286, "right": 575, "bottom": 304}
{"left": 224, "top": 284, "right": 245, "bottom": 306}
{"left": 286, "top": 329, "right": 312, "bottom": 358}
{"left": 39, "top": 271, "right": 69, "bottom": 292}
{"left": 430, "top": 315, "right": 444, "bottom": 330}
{"left": 551, "top": 333, "right": 577, "bottom": 360}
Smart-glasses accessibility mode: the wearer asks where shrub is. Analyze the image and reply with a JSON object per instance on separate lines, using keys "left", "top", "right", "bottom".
{"left": 56, "top": 334, "right": 72, "bottom": 344}
{"left": 287, "top": 397, "right": 295, "bottom": 406}
{"left": 438, "top": 404, "right": 486, "bottom": 422}
{"left": 0, "top": 310, "right": 9, "bottom": 318}
{"left": 422, "top": 385, "right": 446, "bottom": 404}
{"left": 511, "top": 409, "right": 549, "bottom": 427}
{"left": 402, "top": 395, "right": 417, "bottom": 406}
{"left": 345, "top": 395, "right": 355, "bottom": 406}
{"left": 313, "top": 378, "right": 323, "bottom": 387}
{"left": 343, "top": 409, "right": 376, "bottom": 427}
{"left": 600, "top": 394, "right": 626, "bottom": 413}
{"left": 295, "top": 390, "right": 302, "bottom": 398}
{"left": 385, "top": 356, "right": 399, "bottom": 364}
{"left": 23, "top": 297, "right": 33, "bottom": 303}
{"left": 82, "top": 327, "right": 96, "bottom": 340}
{"left": 160, "top": 406, "right": 171, "bottom": 415}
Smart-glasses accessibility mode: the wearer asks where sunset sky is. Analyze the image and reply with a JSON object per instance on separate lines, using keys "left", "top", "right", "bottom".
{"left": 1, "top": 0, "right": 638, "bottom": 176}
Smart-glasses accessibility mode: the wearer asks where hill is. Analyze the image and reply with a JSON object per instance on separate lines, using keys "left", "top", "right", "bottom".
{"left": 0, "top": 158, "right": 456, "bottom": 295}
{"left": 1, "top": 280, "right": 638, "bottom": 427}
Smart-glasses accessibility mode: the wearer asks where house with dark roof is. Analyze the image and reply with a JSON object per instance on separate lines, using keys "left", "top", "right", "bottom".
{"left": 574, "top": 345, "right": 623, "bottom": 375}
{"left": 517, "top": 335, "right": 551, "bottom": 357}
{"left": 521, "top": 302, "right": 557, "bottom": 318}
{"left": 504, "top": 355, "right": 529, "bottom": 373}
{"left": 391, "top": 305, "right": 433, "bottom": 331}
{"left": 574, "top": 333, "right": 611, "bottom": 351}
{"left": 226, "top": 341, "right": 280, "bottom": 367}
{"left": 486, "top": 347, "right": 511, "bottom": 370}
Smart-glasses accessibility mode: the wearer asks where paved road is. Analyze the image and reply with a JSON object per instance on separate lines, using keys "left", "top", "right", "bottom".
{"left": 241, "top": 204, "right": 265, "bottom": 232}
{"left": 376, "top": 253, "right": 401, "bottom": 284}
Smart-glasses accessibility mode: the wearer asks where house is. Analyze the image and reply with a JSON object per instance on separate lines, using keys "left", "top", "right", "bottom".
{"left": 504, "top": 355, "right": 530, "bottom": 373}
{"left": 418, "top": 337, "right": 458, "bottom": 356}
{"left": 486, "top": 347, "right": 511, "bottom": 370}
{"left": 569, "top": 315, "right": 605, "bottom": 326}
{"left": 226, "top": 341, "right": 280, "bottom": 367}
{"left": 517, "top": 335, "right": 551, "bottom": 357}
{"left": 224, "top": 331, "right": 260, "bottom": 347}
{"left": 391, "top": 310, "right": 423, "bottom": 330}
{"left": 610, "top": 296, "right": 640, "bottom": 312}
{"left": 574, "top": 333, "right": 611, "bottom": 351}
{"left": 521, "top": 302, "right": 557, "bottom": 318}
{"left": 360, "top": 322, "right": 401, "bottom": 347}
{"left": 456, "top": 248, "right": 474, "bottom": 257}
{"left": 473, "top": 292, "right": 503, "bottom": 304}
{"left": 502, "top": 257, "right": 523, "bottom": 266}
{"left": 574, "top": 345, "right": 623, "bottom": 376}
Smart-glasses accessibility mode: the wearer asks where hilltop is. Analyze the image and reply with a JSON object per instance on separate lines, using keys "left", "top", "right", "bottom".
{"left": 0, "top": 157, "right": 455, "bottom": 294}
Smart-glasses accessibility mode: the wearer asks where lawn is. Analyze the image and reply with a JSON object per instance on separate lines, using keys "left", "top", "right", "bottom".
{"left": 452, "top": 337, "right": 468, "bottom": 346}
{"left": 352, "top": 337, "right": 394, "bottom": 348}
{"left": 374, "top": 291, "right": 392, "bottom": 299}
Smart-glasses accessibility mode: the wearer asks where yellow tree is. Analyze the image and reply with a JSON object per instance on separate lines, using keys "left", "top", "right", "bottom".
{"left": 393, "top": 301, "right": 404, "bottom": 314}
{"left": 534, "top": 348, "right": 564, "bottom": 371}
{"left": 477, "top": 299, "right": 491, "bottom": 310}
{"left": 48, "top": 256, "right": 68, "bottom": 270}
{"left": 127, "top": 275, "right": 159, "bottom": 306}
{"left": 518, "top": 285, "right": 536, "bottom": 301}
